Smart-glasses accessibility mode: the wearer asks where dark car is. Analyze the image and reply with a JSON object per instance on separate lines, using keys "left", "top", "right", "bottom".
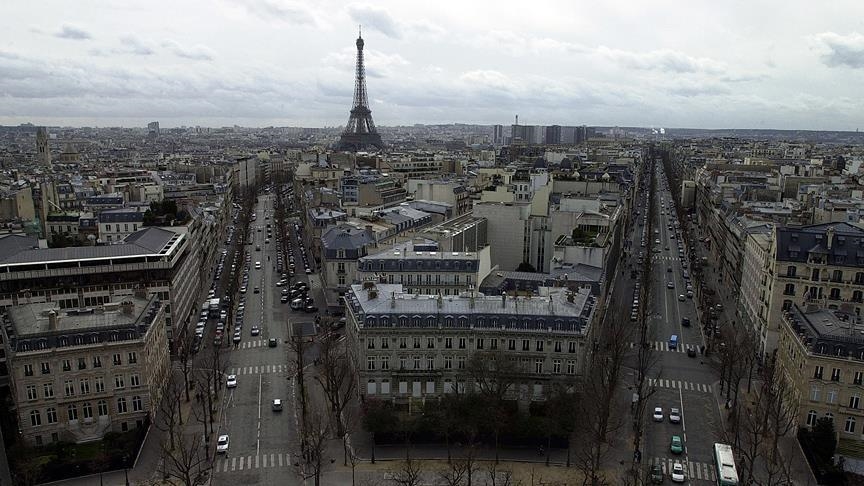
{"left": 304, "top": 305, "right": 318, "bottom": 313}
{"left": 268, "top": 338, "right": 278, "bottom": 348}
{"left": 687, "top": 346, "right": 697, "bottom": 358}
{"left": 650, "top": 464, "right": 663, "bottom": 484}
{"left": 681, "top": 317, "right": 690, "bottom": 327}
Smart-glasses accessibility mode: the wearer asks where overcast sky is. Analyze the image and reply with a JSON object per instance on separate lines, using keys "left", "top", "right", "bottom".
{"left": 2, "top": 0, "right": 864, "bottom": 130}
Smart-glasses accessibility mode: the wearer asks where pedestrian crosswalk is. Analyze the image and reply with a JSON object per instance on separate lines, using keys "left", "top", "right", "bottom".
{"left": 632, "top": 341, "right": 694, "bottom": 353}
{"left": 647, "top": 377, "right": 713, "bottom": 394}
{"left": 215, "top": 452, "right": 293, "bottom": 473}
{"left": 650, "top": 457, "right": 716, "bottom": 482}
{"left": 236, "top": 339, "right": 267, "bottom": 349}
{"left": 228, "top": 363, "right": 290, "bottom": 376}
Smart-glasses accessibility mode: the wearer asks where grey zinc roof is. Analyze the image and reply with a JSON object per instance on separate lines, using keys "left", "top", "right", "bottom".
{"left": 0, "top": 227, "right": 181, "bottom": 265}
{"left": 776, "top": 222, "right": 864, "bottom": 264}
{"left": 321, "top": 224, "right": 375, "bottom": 251}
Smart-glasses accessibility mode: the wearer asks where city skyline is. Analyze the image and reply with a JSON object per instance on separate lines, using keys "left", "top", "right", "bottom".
{"left": 2, "top": 0, "right": 864, "bottom": 130}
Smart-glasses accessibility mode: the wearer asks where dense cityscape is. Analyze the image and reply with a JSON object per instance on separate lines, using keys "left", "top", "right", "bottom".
{"left": 3, "top": 2, "right": 864, "bottom": 486}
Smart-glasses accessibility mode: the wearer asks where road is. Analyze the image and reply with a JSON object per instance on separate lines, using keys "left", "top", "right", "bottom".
{"left": 211, "top": 192, "right": 300, "bottom": 485}
{"left": 640, "top": 165, "right": 724, "bottom": 484}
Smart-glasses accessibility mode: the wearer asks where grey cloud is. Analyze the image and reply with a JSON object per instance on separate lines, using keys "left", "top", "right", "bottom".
{"left": 348, "top": 4, "right": 401, "bottom": 39}
{"left": 162, "top": 40, "right": 214, "bottom": 61}
{"left": 812, "top": 32, "right": 864, "bottom": 68}
{"left": 238, "top": 0, "right": 318, "bottom": 26}
{"left": 54, "top": 24, "right": 92, "bottom": 40}
{"left": 598, "top": 46, "right": 725, "bottom": 74}
{"left": 119, "top": 36, "right": 154, "bottom": 55}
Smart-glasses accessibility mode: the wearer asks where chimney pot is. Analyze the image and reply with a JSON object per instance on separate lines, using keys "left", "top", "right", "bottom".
{"left": 48, "top": 310, "right": 58, "bottom": 331}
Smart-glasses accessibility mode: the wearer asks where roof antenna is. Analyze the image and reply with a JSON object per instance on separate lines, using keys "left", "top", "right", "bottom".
{"left": 359, "top": 25, "right": 362, "bottom": 38}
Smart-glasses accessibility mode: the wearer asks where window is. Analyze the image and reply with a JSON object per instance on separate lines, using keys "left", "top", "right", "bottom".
{"left": 553, "top": 359, "right": 561, "bottom": 374}
{"left": 855, "top": 372, "right": 863, "bottom": 386}
{"left": 536, "top": 340, "right": 544, "bottom": 352}
{"left": 43, "top": 382, "right": 54, "bottom": 399}
{"left": 113, "top": 354, "right": 122, "bottom": 366}
{"left": 128, "top": 352, "right": 137, "bottom": 364}
{"left": 828, "top": 389, "right": 838, "bottom": 404}
{"left": 24, "top": 364, "right": 33, "bottom": 377}
{"left": 381, "top": 338, "right": 389, "bottom": 349}
{"left": 413, "top": 356, "right": 421, "bottom": 369}
{"left": 115, "top": 375, "right": 125, "bottom": 389}
{"left": 46, "top": 407, "right": 57, "bottom": 424}
{"left": 535, "top": 359, "right": 544, "bottom": 374}
{"left": 30, "top": 410, "right": 41, "bottom": 427}
{"left": 459, "top": 337, "right": 466, "bottom": 349}
{"left": 40, "top": 362, "right": 51, "bottom": 374}
{"left": 132, "top": 396, "right": 142, "bottom": 412}
{"left": 810, "top": 386, "right": 821, "bottom": 401}
{"left": 338, "top": 275, "right": 346, "bottom": 286}
{"left": 490, "top": 338, "right": 498, "bottom": 350}
{"left": 568, "top": 341, "right": 577, "bottom": 353}
{"left": 444, "top": 356, "right": 452, "bottom": 369}
{"left": 130, "top": 375, "right": 140, "bottom": 388}
{"left": 95, "top": 377, "right": 105, "bottom": 393}
{"left": 830, "top": 288, "right": 841, "bottom": 300}
{"left": 854, "top": 291, "right": 863, "bottom": 303}
{"left": 64, "top": 380, "right": 75, "bottom": 397}
{"left": 78, "top": 357, "right": 86, "bottom": 370}
{"left": 445, "top": 337, "right": 453, "bottom": 349}
{"left": 97, "top": 400, "right": 108, "bottom": 416}
{"left": 427, "top": 357, "right": 434, "bottom": 370}
{"left": 26, "top": 385, "right": 37, "bottom": 401}
{"left": 67, "top": 404, "right": 78, "bottom": 421}
{"left": 807, "top": 410, "right": 818, "bottom": 426}
{"left": 566, "top": 360, "right": 576, "bottom": 375}
{"left": 381, "top": 357, "right": 389, "bottom": 370}
{"left": 850, "top": 394, "right": 860, "bottom": 410}
{"left": 814, "top": 366, "right": 824, "bottom": 379}
{"left": 784, "top": 283, "right": 795, "bottom": 296}
{"left": 62, "top": 359, "right": 71, "bottom": 371}
{"left": 117, "top": 397, "right": 127, "bottom": 413}
{"left": 427, "top": 337, "right": 435, "bottom": 349}
{"left": 398, "top": 356, "right": 406, "bottom": 369}
{"left": 399, "top": 337, "right": 407, "bottom": 349}
{"left": 508, "top": 339, "right": 516, "bottom": 351}
{"left": 93, "top": 356, "right": 102, "bottom": 368}
{"left": 367, "top": 356, "right": 376, "bottom": 371}
{"left": 831, "top": 368, "right": 841, "bottom": 382}
{"left": 834, "top": 270, "right": 843, "bottom": 282}
{"left": 554, "top": 341, "right": 562, "bottom": 352}
{"left": 367, "top": 339, "right": 375, "bottom": 350}
{"left": 846, "top": 416, "right": 857, "bottom": 434}
{"left": 457, "top": 356, "right": 466, "bottom": 369}
{"left": 413, "top": 337, "right": 421, "bottom": 349}
{"left": 79, "top": 378, "right": 90, "bottom": 395}
{"left": 787, "top": 266, "right": 797, "bottom": 277}
{"left": 82, "top": 402, "right": 93, "bottom": 419}
{"left": 477, "top": 338, "right": 484, "bottom": 350}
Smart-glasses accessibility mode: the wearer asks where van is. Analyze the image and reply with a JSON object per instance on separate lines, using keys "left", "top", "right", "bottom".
{"left": 669, "top": 335, "right": 679, "bottom": 350}
{"left": 290, "top": 298, "right": 305, "bottom": 310}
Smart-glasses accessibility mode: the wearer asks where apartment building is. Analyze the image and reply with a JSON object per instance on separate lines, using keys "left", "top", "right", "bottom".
{"left": 738, "top": 229, "right": 774, "bottom": 356}
{"left": 2, "top": 295, "right": 169, "bottom": 445}
{"left": 766, "top": 223, "right": 864, "bottom": 355}
{"left": 0, "top": 226, "right": 199, "bottom": 349}
{"left": 320, "top": 224, "right": 376, "bottom": 306}
{"left": 357, "top": 242, "right": 492, "bottom": 296}
{"left": 346, "top": 283, "right": 596, "bottom": 405}
{"left": 98, "top": 207, "right": 144, "bottom": 243}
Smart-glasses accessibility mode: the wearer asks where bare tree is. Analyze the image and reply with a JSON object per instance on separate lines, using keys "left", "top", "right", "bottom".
{"left": 485, "top": 462, "right": 520, "bottom": 486}
{"left": 466, "top": 349, "right": 520, "bottom": 463}
{"left": 389, "top": 454, "right": 424, "bottom": 486}
{"left": 155, "top": 377, "right": 185, "bottom": 451}
{"left": 314, "top": 334, "right": 357, "bottom": 436}
{"left": 295, "top": 407, "right": 330, "bottom": 486}
{"left": 161, "top": 428, "right": 207, "bottom": 486}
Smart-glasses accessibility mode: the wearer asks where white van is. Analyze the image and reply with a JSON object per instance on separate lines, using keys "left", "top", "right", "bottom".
{"left": 290, "top": 298, "right": 305, "bottom": 310}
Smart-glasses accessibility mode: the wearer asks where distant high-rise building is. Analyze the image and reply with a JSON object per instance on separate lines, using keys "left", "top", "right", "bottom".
{"left": 147, "top": 121, "right": 160, "bottom": 136}
{"left": 336, "top": 29, "right": 383, "bottom": 152}
{"left": 36, "top": 127, "right": 51, "bottom": 166}
{"left": 492, "top": 124, "right": 504, "bottom": 145}
{"left": 545, "top": 125, "right": 561, "bottom": 145}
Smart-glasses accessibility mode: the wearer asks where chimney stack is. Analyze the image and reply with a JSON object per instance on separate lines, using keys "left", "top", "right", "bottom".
{"left": 48, "top": 310, "right": 58, "bottom": 331}
{"left": 827, "top": 226, "right": 836, "bottom": 250}
{"left": 501, "top": 292, "right": 506, "bottom": 308}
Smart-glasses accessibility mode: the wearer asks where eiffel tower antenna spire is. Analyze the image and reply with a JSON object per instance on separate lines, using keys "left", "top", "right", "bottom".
{"left": 336, "top": 29, "right": 383, "bottom": 152}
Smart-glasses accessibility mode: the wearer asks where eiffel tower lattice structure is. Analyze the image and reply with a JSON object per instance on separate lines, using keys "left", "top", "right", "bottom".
{"left": 336, "top": 29, "right": 384, "bottom": 152}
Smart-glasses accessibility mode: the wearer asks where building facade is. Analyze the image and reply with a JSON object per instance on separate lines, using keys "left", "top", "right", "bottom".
{"left": 346, "top": 283, "right": 596, "bottom": 405}
{"left": 2, "top": 295, "right": 169, "bottom": 445}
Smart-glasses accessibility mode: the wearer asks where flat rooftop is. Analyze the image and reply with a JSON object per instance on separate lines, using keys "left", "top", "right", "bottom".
{"left": 7, "top": 295, "right": 156, "bottom": 337}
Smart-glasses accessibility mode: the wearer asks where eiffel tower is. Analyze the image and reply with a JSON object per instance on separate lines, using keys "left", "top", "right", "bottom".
{"left": 336, "top": 28, "right": 383, "bottom": 152}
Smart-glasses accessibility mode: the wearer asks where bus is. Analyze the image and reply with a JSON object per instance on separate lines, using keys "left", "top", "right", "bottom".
{"left": 713, "top": 443, "right": 739, "bottom": 485}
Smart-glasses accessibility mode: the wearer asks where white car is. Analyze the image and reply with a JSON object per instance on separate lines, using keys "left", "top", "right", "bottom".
{"left": 217, "top": 434, "right": 230, "bottom": 453}
{"left": 226, "top": 374, "right": 237, "bottom": 388}
{"left": 671, "top": 461, "right": 686, "bottom": 482}
{"left": 652, "top": 407, "right": 664, "bottom": 422}
{"left": 669, "top": 408, "right": 681, "bottom": 424}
